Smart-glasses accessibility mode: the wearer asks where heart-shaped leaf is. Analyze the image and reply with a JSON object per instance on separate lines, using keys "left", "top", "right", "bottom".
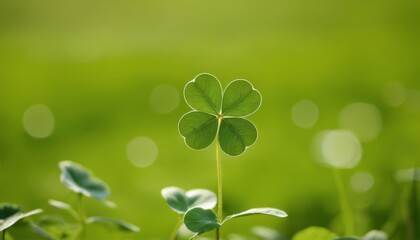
{"left": 219, "top": 118, "right": 258, "bottom": 156}
{"left": 86, "top": 216, "right": 140, "bottom": 232}
{"left": 222, "top": 80, "right": 262, "bottom": 117}
{"left": 161, "top": 187, "right": 217, "bottom": 214}
{"left": 222, "top": 208, "right": 287, "bottom": 224}
{"left": 184, "top": 73, "right": 222, "bottom": 115}
{"left": 59, "top": 161, "right": 110, "bottom": 201}
{"left": 0, "top": 208, "right": 43, "bottom": 231}
{"left": 362, "top": 230, "right": 387, "bottom": 240}
{"left": 183, "top": 208, "right": 220, "bottom": 233}
{"left": 292, "top": 226, "right": 338, "bottom": 240}
{"left": 179, "top": 112, "right": 218, "bottom": 150}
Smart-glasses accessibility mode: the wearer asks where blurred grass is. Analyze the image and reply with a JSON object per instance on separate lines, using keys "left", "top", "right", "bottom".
{"left": 0, "top": 0, "right": 419, "bottom": 239}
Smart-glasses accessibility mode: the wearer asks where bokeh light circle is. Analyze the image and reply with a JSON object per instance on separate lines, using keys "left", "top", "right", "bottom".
{"left": 316, "top": 130, "right": 362, "bottom": 169}
{"left": 383, "top": 81, "right": 406, "bottom": 107}
{"left": 22, "top": 104, "right": 55, "bottom": 138}
{"left": 126, "top": 136, "right": 158, "bottom": 168}
{"left": 291, "top": 99, "right": 319, "bottom": 128}
{"left": 338, "top": 102, "right": 382, "bottom": 142}
{"left": 150, "top": 84, "right": 180, "bottom": 114}
{"left": 350, "top": 171, "right": 374, "bottom": 193}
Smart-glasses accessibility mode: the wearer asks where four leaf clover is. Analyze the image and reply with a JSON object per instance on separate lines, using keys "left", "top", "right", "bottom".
{"left": 179, "top": 73, "right": 262, "bottom": 156}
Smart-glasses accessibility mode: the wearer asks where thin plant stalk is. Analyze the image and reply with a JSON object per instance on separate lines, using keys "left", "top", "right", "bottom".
{"left": 2, "top": 230, "right": 5, "bottom": 240}
{"left": 170, "top": 216, "right": 182, "bottom": 240}
{"left": 78, "top": 194, "right": 86, "bottom": 239}
{"left": 333, "top": 169, "right": 354, "bottom": 236}
{"left": 216, "top": 116, "right": 223, "bottom": 240}
{"left": 216, "top": 138, "right": 223, "bottom": 220}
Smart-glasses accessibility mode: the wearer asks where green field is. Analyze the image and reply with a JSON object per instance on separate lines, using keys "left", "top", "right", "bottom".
{"left": 1, "top": 0, "right": 419, "bottom": 239}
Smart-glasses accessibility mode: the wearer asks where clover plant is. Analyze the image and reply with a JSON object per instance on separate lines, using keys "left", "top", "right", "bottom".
{"left": 177, "top": 73, "right": 287, "bottom": 239}
{"left": 161, "top": 187, "right": 217, "bottom": 239}
{"left": 48, "top": 161, "right": 139, "bottom": 239}
{"left": 0, "top": 203, "right": 43, "bottom": 240}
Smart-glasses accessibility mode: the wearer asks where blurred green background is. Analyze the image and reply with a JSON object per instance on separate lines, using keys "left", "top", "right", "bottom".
{"left": 1, "top": 0, "right": 419, "bottom": 239}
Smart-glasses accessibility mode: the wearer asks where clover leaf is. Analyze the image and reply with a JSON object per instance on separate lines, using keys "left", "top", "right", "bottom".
{"left": 179, "top": 73, "right": 261, "bottom": 156}
{"left": 59, "top": 161, "right": 110, "bottom": 202}
{"left": 161, "top": 187, "right": 217, "bottom": 214}
{"left": 183, "top": 207, "right": 287, "bottom": 236}
{"left": 0, "top": 203, "right": 43, "bottom": 232}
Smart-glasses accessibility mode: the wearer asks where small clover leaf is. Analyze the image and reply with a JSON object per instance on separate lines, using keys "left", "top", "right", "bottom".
{"left": 183, "top": 208, "right": 220, "bottom": 234}
{"left": 179, "top": 73, "right": 261, "bottom": 156}
{"left": 59, "top": 161, "right": 110, "bottom": 202}
{"left": 184, "top": 207, "right": 287, "bottom": 235}
{"left": 0, "top": 204, "right": 21, "bottom": 221}
{"left": 161, "top": 187, "right": 217, "bottom": 214}
{"left": 0, "top": 204, "right": 43, "bottom": 232}
{"left": 222, "top": 208, "right": 287, "bottom": 224}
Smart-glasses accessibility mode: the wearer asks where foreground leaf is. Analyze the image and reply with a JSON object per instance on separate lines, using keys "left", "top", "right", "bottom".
{"left": 0, "top": 209, "right": 43, "bottom": 231}
{"left": 223, "top": 208, "right": 287, "bottom": 224}
{"left": 161, "top": 187, "right": 217, "bottom": 214}
{"left": 86, "top": 216, "right": 140, "bottom": 232}
{"left": 362, "top": 230, "right": 388, "bottom": 240}
{"left": 219, "top": 118, "right": 258, "bottom": 156}
{"left": 0, "top": 204, "right": 21, "bottom": 220}
{"left": 59, "top": 161, "right": 110, "bottom": 201}
{"left": 184, "top": 73, "right": 222, "bottom": 115}
{"left": 292, "top": 226, "right": 338, "bottom": 240}
{"left": 184, "top": 208, "right": 220, "bottom": 233}
{"left": 179, "top": 112, "right": 218, "bottom": 150}
{"left": 222, "top": 79, "right": 262, "bottom": 117}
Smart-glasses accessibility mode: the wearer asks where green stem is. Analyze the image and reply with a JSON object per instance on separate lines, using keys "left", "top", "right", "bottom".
{"left": 216, "top": 117, "right": 222, "bottom": 240}
{"left": 333, "top": 169, "right": 354, "bottom": 236}
{"left": 216, "top": 140, "right": 223, "bottom": 220}
{"left": 78, "top": 194, "right": 86, "bottom": 239}
{"left": 2, "top": 230, "right": 5, "bottom": 240}
{"left": 170, "top": 216, "right": 182, "bottom": 240}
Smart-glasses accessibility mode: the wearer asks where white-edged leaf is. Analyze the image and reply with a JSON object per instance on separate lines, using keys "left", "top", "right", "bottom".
{"left": 161, "top": 187, "right": 217, "bottom": 214}
{"left": 59, "top": 161, "right": 110, "bottom": 201}
{"left": 223, "top": 208, "right": 287, "bottom": 224}
{"left": 362, "top": 230, "right": 388, "bottom": 240}
{"left": 0, "top": 209, "right": 43, "bottom": 231}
